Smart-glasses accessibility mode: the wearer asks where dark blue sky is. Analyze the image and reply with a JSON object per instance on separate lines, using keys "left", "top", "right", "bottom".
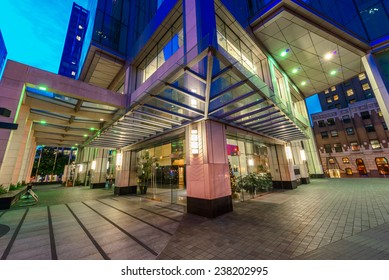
{"left": 0, "top": 0, "right": 88, "bottom": 73}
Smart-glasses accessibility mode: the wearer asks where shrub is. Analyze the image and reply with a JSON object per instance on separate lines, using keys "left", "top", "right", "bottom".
{"left": 237, "top": 173, "right": 273, "bottom": 195}
{"left": 0, "top": 184, "right": 8, "bottom": 194}
{"left": 9, "top": 183, "right": 18, "bottom": 191}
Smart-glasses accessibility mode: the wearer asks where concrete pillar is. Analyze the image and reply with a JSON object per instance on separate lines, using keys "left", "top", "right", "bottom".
{"left": 185, "top": 120, "right": 232, "bottom": 218}
{"left": 0, "top": 105, "right": 30, "bottom": 188}
{"left": 18, "top": 120, "right": 34, "bottom": 183}
{"left": 90, "top": 149, "right": 109, "bottom": 187}
{"left": 268, "top": 144, "right": 299, "bottom": 189}
{"left": 362, "top": 54, "right": 389, "bottom": 126}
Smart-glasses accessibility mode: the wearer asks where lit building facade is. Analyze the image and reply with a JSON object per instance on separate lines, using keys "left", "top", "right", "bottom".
{"left": 2, "top": 0, "right": 389, "bottom": 216}
{"left": 312, "top": 97, "right": 389, "bottom": 177}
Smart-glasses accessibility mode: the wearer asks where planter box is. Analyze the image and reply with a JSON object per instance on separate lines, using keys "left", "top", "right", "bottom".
{"left": 114, "top": 186, "right": 137, "bottom": 195}
{"left": 0, "top": 187, "right": 27, "bottom": 210}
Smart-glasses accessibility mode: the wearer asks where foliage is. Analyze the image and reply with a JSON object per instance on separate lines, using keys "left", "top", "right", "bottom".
{"left": 228, "top": 160, "right": 239, "bottom": 194}
{"left": 237, "top": 173, "right": 273, "bottom": 195}
{"left": 9, "top": 183, "right": 18, "bottom": 191}
{"left": 0, "top": 184, "right": 7, "bottom": 194}
{"left": 31, "top": 147, "right": 73, "bottom": 178}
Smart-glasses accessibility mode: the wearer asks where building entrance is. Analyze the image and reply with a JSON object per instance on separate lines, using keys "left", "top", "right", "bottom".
{"left": 136, "top": 140, "right": 186, "bottom": 205}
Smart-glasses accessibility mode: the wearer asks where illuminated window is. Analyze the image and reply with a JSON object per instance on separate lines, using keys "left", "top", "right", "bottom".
{"left": 324, "top": 144, "right": 332, "bottom": 153}
{"left": 375, "top": 157, "right": 389, "bottom": 175}
{"left": 328, "top": 157, "right": 335, "bottom": 164}
{"left": 370, "top": 139, "right": 381, "bottom": 150}
{"left": 321, "top": 131, "right": 329, "bottom": 139}
{"left": 331, "top": 86, "right": 336, "bottom": 91}
{"left": 359, "top": 73, "right": 366, "bottom": 80}
{"left": 71, "top": 71, "right": 76, "bottom": 76}
{"left": 326, "top": 97, "right": 332, "bottom": 103}
{"left": 334, "top": 143, "right": 342, "bottom": 152}
{"left": 362, "top": 83, "right": 370, "bottom": 91}
{"left": 327, "top": 118, "right": 335, "bottom": 126}
{"left": 76, "top": 35, "right": 81, "bottom": 41}
{"left": 346, "top": 89, "right": 354, "bottom": 96}
{"left": 346, "top": 127, "right": 354, "bottom": 135}
{"left": 324, "top": 89, "right": 329, "bottom": 94}
{"left": 345, "top": 168, "right": 353, "bottom": 175}
{"left": 331, "top": 130, "right": 338, "bottom": 137}
{"left": 333, "top": 94, "right": 339, "bottom": 101}
{"left": 342, "top": 157, "right": 350, "bottom": 164}
{"left": 350, "top": 142, "right": 360, "bottom": 151}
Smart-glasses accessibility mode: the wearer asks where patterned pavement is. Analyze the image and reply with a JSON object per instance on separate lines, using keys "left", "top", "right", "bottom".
{"left": 1, "top": 178, "right": 389, "bottom": 260}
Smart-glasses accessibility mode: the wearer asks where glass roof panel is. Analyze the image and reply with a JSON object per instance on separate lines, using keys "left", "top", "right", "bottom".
{"left": 146, "top": 98, "right": 201, "bottom": 119}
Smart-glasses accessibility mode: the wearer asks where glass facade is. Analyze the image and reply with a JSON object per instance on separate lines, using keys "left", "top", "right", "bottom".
{"left": 92, "top": 0, "right": 130, "bottom": 55}
{"left": 136, "top": 16, "right": 183, "bottom": 86}
{"left": 136, "top": 139, "right": 186, "bottom": 205}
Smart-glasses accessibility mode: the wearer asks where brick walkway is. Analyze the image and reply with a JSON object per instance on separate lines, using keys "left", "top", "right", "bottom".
{"left": 1, "top": 178, "right": 389, "bottom": 260}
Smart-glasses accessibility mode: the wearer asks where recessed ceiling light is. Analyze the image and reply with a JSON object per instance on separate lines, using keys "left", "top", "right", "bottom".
{"left": 40, "top": 120, "right": 47, "bottom": 124}
{"left": 281, "top": 49, "right": 290, "bottom": 57}
{"left": 38, "top": 86, "right": 47, "bottom": 91}
{"left": 330, "top": 70, "right": 337, "bottom": 75}
{"left": 324, "top": 53, "right": 333, "bottom": 60}
{"left": 83, "top": 134, "right": 88, "bottom": 137}
{"left": 301, "top": 81, "right": 307, "bottom": 86}
{"left": 292, "top": 68, "right": 299, "bottom": 74}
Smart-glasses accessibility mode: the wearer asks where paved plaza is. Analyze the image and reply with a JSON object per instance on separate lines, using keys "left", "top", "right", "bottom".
{"left": 1, "top": 178, "right": 389, "bottom": 260}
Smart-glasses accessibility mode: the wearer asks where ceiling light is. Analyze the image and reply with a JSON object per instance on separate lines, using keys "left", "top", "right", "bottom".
{"left": 292, "top": 68, "right": 299, "bottom": 74}
{"left": 324, "top": 51, "right": 336, "bottom": 60}
{"left": 330, "top": 70, "right": 337, "bottom": 75}
{"left": 90, "top": 127, "right": 96, "bottom": 131}
{"left": 99, "top": 118, "right": 104, "bottom": 121}
{"left": 40, "top": 120, "right": 47, "bottom": 124}
{"left": 38, "top": 86, "right": 47, "bottom": 91}
{"left": 83, "top": 134, "right": 88, "bottom": 137}
{"left": 281, "top": 49, "right": 290, "bottom": 57}
{"left": 301, "top": 81, "right": 307, "bottom": 86}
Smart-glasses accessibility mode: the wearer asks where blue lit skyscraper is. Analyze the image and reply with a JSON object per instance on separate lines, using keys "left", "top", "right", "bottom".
{"left": 0, "top": 30, "right": 7, "bottom": 80}
{"left": 58, "top": 2, "right": 89, "bottom": 79}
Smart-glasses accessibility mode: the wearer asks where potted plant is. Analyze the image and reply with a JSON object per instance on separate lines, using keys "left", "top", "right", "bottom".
{"left": 229, "top": 160, "right": 240, "bottom": 200}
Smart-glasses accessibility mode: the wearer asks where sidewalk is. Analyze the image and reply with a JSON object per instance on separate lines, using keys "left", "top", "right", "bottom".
{"left": 1, "top": 178, "right": 389, "bottom": 260}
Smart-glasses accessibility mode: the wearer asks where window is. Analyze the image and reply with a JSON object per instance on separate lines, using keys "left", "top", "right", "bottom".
{"left": 365, "top": 91, "right": 373, "bottom": 98}
{"left": 324, "top": 144, "right": 332, "bottom": 153}
{"left": 346, "top": 89, "right": 354, "bottom": 96}
{"left": 346, "top": 127, "right": 354, "bottom": 135}
{"left": 327, "top": 118, "right": 335, "bottom": 126}
{"left": 350, "top": 142, "right": 360, "bottom": 151}
{"left": 335, "top": 103, "right": 341, "bottom": 109}
{"left": 375, "top": 157, "right": 389, "bottom": 175}
{"left": 331, "top": 86, "right": 336, "bottom": 91}
{"left": 324, "top": 89, "right": 329, "bottom": 94}
{"left": 333, "top": 94, "right": 339, "bottom": 101}
{"left": 378, "top": 111, "right": 383, "bottom": 117}
{"left": 383, "top": 122, "right": 388, "bottom": 130}
{"left": 345, "top": 167, "right": 353, "bottom": 175}
{"left": 328, "top": 157, "right": 335, "bottom": 164}
{"left": 361, "top": 111, "right": 370, "bottom": 119}
{"left": 321, "top": 131, "right": 329, "bottom": 139}
{"left": 370, "top": 140, "right": 381, "bottom": 150}
{"left": 365, "top": 124, "right": 375, "bottom": 132}
{"left": 326, "top": 97, "right": 332, "bottom": 103}
{"left": 334, "top": 143, "right": 342, "bottom": 152}
{"left": 330, "top": 130, "right": 338, "bottom": 137}
{"left": 349, "top": 99, "right": 356, "bottom": 104}
{"left": 342, "top": 157, "right": 350, "bottom": 164}
{"left": 342, "top": 115, "right": 351, "bottom": 123}
{"left": 359, "top": 73, "right": 366, "bottom": 80}
{"left": 318, "top": 120, "right": 325, "bottom": 127}
{"left": 362, "top": 83, "right": 370, "bottom": 91}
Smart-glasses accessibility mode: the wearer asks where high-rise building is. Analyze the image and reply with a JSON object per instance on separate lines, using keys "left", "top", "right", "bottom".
{"left": 0, "top": 30, "right": 7, "bottom": 80}
{"left": 2, "top": 0, "right": 389, "bottom": 217}
{"left": 58, "top": 3, "right": 89, "bottom": 79}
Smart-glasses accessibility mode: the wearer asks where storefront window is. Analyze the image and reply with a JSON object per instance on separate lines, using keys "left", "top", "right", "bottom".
{"left": 375, "top": 157, "right": 389, "bottom": 175}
